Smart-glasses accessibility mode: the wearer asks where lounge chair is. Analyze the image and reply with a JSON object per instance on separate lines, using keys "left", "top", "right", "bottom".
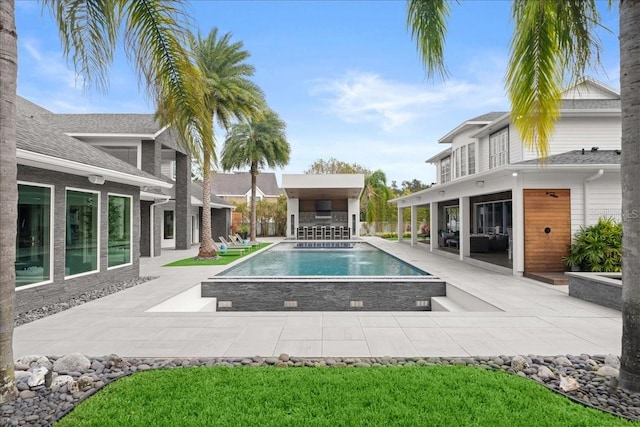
{"left": 213, "top": 239, "right": 246, "bottom": 255}
{"left": 220, "top": 236, "right": 250, "bottom": 250}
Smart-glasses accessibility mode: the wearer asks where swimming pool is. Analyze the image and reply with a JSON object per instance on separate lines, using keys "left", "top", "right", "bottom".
{"left": 218, "top": 242, "right": 429, "bottom": 277}
{"left": 201, "top": 241, "right": 446, "bottom": 311}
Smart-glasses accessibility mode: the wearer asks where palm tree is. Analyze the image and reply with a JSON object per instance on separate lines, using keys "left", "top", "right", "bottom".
{"left": 190, "top": 28, "right": 265, "bottom": 258}
{"left": 362, "top": 170, "right": 393, "bottom": 233}
{"left": 407, "top": 0, "right": 640, "bottom": 391}
{"left": 0, "top": 0, "right": 209, "bottom": 403}
{"left": 221, "top": 110, "right": 290, "bottom": 243}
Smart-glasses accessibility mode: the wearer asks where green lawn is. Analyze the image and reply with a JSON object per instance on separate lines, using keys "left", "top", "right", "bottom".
{"left": 55, "top": 366, "right": 636, "bottom": 427}
{"left": 163, "top": 243, "right": 271, "bottom": 266}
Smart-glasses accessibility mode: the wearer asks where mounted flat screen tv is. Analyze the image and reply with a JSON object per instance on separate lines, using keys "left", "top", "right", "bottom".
{"left": 315, "top": 200, "right": 332, "bottom": 211}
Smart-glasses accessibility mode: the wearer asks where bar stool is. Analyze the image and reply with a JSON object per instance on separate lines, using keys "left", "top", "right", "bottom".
{"left": 303, "top": 226, "right": 311, "bottom": 240}
{"left": 330, "top": 226, "right": 337, "bottom": 240}
{"left": 342, "top": 227, "right": 350, "bottom": 240}
{"left": 323, "top": 226, "right": 331, "bottom": 240}
{"left": 314, "top": 226, "right": 322, "bottom": 240}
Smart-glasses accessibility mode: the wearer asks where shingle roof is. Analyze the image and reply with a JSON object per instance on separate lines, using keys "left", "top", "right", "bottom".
{"left": 51, "top": 113, "right": 161, "bottom": 134}
{"left": 515, "top": 149, "right": 621, "bottom": 165}
{"left": 211, "top": 172, "right": 282, "bottom": 197}
{"left": 16, "top": 97, "right": 167, "bottom": 184}
{"left": 561, "top": 99, "right": 621, "bottom": 110}
{"left": 468, "top": 112, "right": 506, "bottom": 122}
{"left": 191, "top": 181, "right": 233, "bottom": 207}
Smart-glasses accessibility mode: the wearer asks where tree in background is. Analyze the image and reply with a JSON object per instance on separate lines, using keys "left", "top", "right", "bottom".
{"left": 361, "top": 170, "right": 394, "bottom": 233}
{"left": 221, "top": 110, "right": 290, "bottom": 243}
{"left": 407, "top": 0, "right": 640, "bottom": 391}
{"left": 189, "top": 28, "right": 264, "bottom": 258}
{"left": 1, "top": 0, "right": 210, "bottom": 403}
{"left": 256, "top": 195, "right": 287, "bottom": 236}
{"left": 305, "top": 157, "right": 371, "bottom": 175}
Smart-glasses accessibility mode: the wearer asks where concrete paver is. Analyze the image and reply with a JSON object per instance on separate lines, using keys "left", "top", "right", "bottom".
{"left": 13, "top": 237, "right": 622, "bottom": 359}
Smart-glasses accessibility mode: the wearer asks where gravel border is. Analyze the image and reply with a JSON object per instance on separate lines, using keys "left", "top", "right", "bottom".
{"left": 14, "top": 277, "right": 157, "bottom": 327}
{"left": 2, "top": 353, "right": 639, "bottom": 426}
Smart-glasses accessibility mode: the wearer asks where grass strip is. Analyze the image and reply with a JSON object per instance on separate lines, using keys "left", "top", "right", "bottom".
{"left": 163, "top": 243, "right": 271, "bottom": 266}
{"left": 56, "top": 366, "right": 636, "bottom": 427}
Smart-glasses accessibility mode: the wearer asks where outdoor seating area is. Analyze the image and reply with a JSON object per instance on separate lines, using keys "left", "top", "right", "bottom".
{"left": 296, "top": 226, "right": 351, "bottom": 240}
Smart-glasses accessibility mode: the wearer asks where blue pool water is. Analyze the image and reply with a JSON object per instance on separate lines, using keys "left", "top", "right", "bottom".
{"left": 218, "top": 242, "right": 429, "bottom": 276}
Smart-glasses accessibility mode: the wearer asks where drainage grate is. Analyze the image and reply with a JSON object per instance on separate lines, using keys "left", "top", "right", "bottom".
{"left": 284, "top": 300, "right": 298, "bottom": 308}
{"left": 218, "top": 301, "right": 232, "bottom": 308}
{"left": 350, "top": 300, "right": 363, "bottom": 308}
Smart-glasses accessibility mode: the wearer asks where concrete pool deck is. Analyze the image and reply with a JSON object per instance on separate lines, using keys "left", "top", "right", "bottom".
{"left": 13, "top": 237, "right": 622, "bottom": 359}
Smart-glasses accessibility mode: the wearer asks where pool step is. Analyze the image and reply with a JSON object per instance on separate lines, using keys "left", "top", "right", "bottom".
{"left": 430, "top": 297, "right": 466, "bottom": 312}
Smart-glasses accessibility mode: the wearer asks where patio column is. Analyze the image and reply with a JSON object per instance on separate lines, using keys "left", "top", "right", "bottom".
{"left": 397, "top": 206, "right": 403, "bottom": 242}
{"left": 460, "top": 196, "right": 470, "bottom": 259}
{"left": 512, "top": 174, "right": 524, "bottom": 275}
{"left": 411, "top": 205, "right": 418, "bottom": 246}
{"left": 430, "top": 201, "right": 438, "bottom": 251}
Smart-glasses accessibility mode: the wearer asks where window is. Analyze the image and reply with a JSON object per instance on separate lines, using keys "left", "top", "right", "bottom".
{"left": 474, "top": 200, "right": 512, "bottom": 235}
{"left": 468, "top": 143, "right": 476, "bottom": 175}
{"left": 16, "top": 183, "right": 53, "bottom": 288}
{"left": 460, "top": 145, "right": 467, "bottom": 176}
{"left": 97, "top": 146, "right": 138, "bottom": 168}
{"left": 440, "top": 157, "right": 451, "bottom": 183}
{"left": 164, "top": 210, "right": 174, "bottom": 239}
{"left": 66, "top": 189, "right": 99, "bottom": 277}
{"left": 489, "top": 128, "right": 509, "bottom": 168}
{"left": 108, "top": 194, "right": 132, "bottom": 268}
{"left": 445, "top": 206, "right": 459, "bottom": 232}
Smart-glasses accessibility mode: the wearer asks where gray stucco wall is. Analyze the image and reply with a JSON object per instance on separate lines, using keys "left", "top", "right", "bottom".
{"left": 16, "top": 166, "right": 141, "bottom": 316}
{"left": 567, "top": 273, "right": 622, "bottom": 311}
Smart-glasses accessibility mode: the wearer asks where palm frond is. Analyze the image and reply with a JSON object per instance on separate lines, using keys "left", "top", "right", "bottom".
{"left": 120, "top": 0, "right": 212, "bottom": 157}
{"left": 507, "top": 0, "right": 602, "bottom": 158}
{"left": 42, "top": 0, "right": 119, "bottom": 91}
{"left": 406, "top": 0, "right": 452, "bottom": 80}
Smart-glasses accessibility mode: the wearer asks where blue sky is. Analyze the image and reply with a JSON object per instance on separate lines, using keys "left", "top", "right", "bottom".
{"left": 15, "top": 1, "right": 620, "bottom": 186}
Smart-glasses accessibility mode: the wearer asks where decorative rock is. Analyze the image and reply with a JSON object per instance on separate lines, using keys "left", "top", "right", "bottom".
{"left": 511, "top": 355, "right": 529, "bottom": 372}
{"left": 14, "top": 362, "right": 29, "bottom": 371}
{"left": 554, "top": 357, "right": 573, "bottom": 367}
{"left": 138, "top": 364, "right": 151, "bottom": 371}
{"left": 16, "top": 355, "right": 52, "bottom": 370}
{"left": 77, "top": 376, "right": 94, "bottom": 389}
{"left": 19, "top": 390, "right": 36, "bottom": 399}
{"left": 53, "top": 353, "right": 91, "bottom": 373}
{"left": 105, "top": 354, "right": 127, "bottom": 369}
{"left": 605, "top": 354, "right": 621, "bottom": 370}
{"left": 597, "top": 366, "right": 620, "bottom": 378}
{"left": 265, "top": 357, "right": 278, "bottom": 365}
{"left": 537, "top": 366, "right": 555, "bottom": 380}
{"left": 51, "top": 375, "right": 74, "bottom": 388}
{"left": 279, "top": 353, "right": 290, "bottom": 362}
{"left": 27, "top": 367, "right": 48, "bottom": 387}
{"left": 14, "top": 371, "right": 30, "bottom": 381}
{"left": 560, "top": 375, "right": 580, "bottom": 392}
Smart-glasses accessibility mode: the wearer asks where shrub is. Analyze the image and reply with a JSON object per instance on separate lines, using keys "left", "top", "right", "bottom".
{"left": 564, "top": 217, "right": 622, "bottom": 272}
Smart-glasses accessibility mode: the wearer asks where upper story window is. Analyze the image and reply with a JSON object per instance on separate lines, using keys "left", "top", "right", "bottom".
{"left": 468, "top": 143, "right": 476, "bottom": 174}
{"left": 489, "top": 127, "right": 509, "bottom": 169}
{"left": 441, "top": 157, "right": 451, "bottom": 183}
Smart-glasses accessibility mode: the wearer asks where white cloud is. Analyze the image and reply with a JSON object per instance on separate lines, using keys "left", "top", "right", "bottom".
{"left": 309, "top": 70, "right": 508, "bottom": 132}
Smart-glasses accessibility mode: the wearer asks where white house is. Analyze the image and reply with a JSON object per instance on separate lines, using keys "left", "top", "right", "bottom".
{"left": 390, "top": 78, "right": 622, "bottom": 279}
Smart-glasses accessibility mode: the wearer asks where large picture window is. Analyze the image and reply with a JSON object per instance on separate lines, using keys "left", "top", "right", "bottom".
{"left": 108, "top": 194, "right": 132, "bottom": 268}
{"left": 66, "top": 189, "right": 99, "bottom": 277}
{"left": 16, "top": 183, "right": 52, "bottom": 288}
{"left": 474, "top": 200, "right": 512, "bottom": 235}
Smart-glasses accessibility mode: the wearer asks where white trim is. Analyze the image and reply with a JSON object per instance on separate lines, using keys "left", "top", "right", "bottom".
{"left": 107, "top": 192, "right": 134, "bottom": 270}
{"left": 64, "top": 187, "right": 101, "bottom": 279}
{"left": 66, "top": 132, "right": 155, "bottom": 139}
{"left": 17, "top": 149, "right": 173, "bottom": 189}
{"left": 15, "top": 181, "right": 55, "bottom": 290}
{"left": 153, "top": 125, "right": 171, "bottom": 138}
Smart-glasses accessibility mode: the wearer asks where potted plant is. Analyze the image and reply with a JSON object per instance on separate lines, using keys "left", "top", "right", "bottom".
{"left": 563, "top": 217, "right": 622, "bottom": 272}
{"left": 237, "top": 224, "right": 250, "bottom": 240}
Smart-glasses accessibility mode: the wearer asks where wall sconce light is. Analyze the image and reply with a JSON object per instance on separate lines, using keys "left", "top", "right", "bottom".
{"left": 438, "top": 190, "right": 445, "bottom": 197}
{"left": 475, "top": 180, "right": 485, "bottom": 188}
{"left": 512, "top": 172, "right": 518, "bottom": 177}
{"left": 88, "top": 175, "right": 105, "bottom": 185}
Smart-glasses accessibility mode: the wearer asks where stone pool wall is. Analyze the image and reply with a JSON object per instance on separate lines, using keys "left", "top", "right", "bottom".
{"left": 201, "top": 278, "right": 446, "bottom": 311}
{"left": 566, "top": 272, "right": 622, "bottom": 311}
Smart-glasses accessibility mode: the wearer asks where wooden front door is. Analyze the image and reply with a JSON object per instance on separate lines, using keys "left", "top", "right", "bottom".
{"left": 523, "top": 189, "right": 571, "bottom": 273}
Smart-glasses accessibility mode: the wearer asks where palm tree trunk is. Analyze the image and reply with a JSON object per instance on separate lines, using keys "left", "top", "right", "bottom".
{"left": 198, "top": 148, "right": 216, "bottom": 258}
{"left": 250, "top": 162, "right": 258, "bottom": 243}
{"left": 0, "top": 0, "right": 19, "bottom": 403}
{"left": 619, "top": 0, "right": 640, "bottom": 393}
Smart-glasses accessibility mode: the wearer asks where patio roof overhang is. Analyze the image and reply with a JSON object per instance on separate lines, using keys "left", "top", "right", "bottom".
{"left": 282, "top": 174, "right": 365, "bottom": 200}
